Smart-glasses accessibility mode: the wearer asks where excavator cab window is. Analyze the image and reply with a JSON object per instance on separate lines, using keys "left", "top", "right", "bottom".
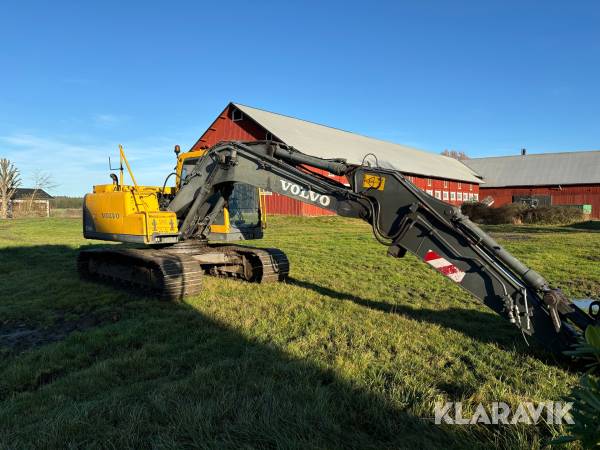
{"left": 228, "top": 183, "right": 260, "bottom": 227}
{"left": 179, "top": 158, "right": 199, "bottom": 187}
{"left": 213, "top": 183, "right": 261, "bottom": 227}
{"left": 209, "top": 182, "right": 263, "bottom": 242}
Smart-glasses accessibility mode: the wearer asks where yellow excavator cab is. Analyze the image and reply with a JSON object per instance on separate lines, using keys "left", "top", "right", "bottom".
{"left": 83, "top": 145, "right": 265, "bottom": 245}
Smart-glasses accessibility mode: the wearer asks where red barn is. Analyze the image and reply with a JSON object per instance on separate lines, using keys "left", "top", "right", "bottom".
{"left": 465, "top": 150, "right": 600, "bottom": 218}
{"left": 192, "top": 103, "right": 481, "bottom": 215}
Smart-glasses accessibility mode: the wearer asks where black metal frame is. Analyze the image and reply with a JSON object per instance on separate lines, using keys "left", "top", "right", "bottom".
{"left": 167, "top": 141, "right": 597, "bottom": 357}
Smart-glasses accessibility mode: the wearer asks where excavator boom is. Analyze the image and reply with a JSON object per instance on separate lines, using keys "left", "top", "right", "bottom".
{"left": 166, "top": 140, "right": 598, "bottom": 355}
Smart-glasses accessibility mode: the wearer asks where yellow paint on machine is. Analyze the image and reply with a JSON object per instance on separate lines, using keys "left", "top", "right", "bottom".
{"left": 85, "top": 184, "right": 178, "bottom": 243}
{"left": 84, "top": 144, "right": 266, "bottom": 245}
{"left": 363, "top": 174, "right": 386, "bottom": 191}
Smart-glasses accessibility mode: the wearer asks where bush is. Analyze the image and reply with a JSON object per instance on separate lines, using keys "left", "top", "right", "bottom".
{"left": 460, "top": 202, "right": 527, "bottom": 225}
{"left": 461, "top": 202, "right": 584, "bottom": 225}
{"left": 520, "top": 206, "right": 584, "bottom": 225}
{"left": 555, "top": 326, "right": 600, "bottom": 447}
{"left": 495, "top": 203, "right": 529, "bottom": 224}
{"left": 460, "top": 202, "right": 492, "bottom": 223}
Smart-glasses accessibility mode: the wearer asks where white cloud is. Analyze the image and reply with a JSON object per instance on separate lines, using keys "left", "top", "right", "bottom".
{"left": 0, "top": 133, "right": 179, "bottom": 196}
{"left": 93, "top": 114, "right": 130, "bottom": 126}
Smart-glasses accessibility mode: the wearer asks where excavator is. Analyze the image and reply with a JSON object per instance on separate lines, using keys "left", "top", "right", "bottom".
{"left": 78, "top": 140, "right": 599, "bottom": 358}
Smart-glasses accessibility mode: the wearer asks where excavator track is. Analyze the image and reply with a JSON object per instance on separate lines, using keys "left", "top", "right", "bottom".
{"left": 77, "top": 247, "right": 205, "bottom": 300}
{"left": 77, "top": 244, "right": 289, "bottom": 300}
{"left": 213, "top": 245, "right": 289, "bottom": 283}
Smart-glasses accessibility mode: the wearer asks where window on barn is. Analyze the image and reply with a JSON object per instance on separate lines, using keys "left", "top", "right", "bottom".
{"left": 232, "top": 109, "right": 244, "bottom": 122}
{"left": 474, "top": 193, "right": 479, "bottom": 201}
{"left": 443, "top": 180, "right": 449, "bottom": 188}
{"left": 457, "top": 182, "right": 462, "bottom": 190}
{"left": 450, "top": 192, "right": 456, "bottom": 201}
{"left": 427, "top": 178, "right": 432, "bottom": 187}
{"left": 434, "top": 190, "right": 441, "bottom": 199}
{"left": 470, "top": 184, "right": 473, "bottom": 191}
{"left": 457, "top": 192, "right": 463, "bottom": 201}
{"left": 443, "top": 191, "right": 449, "bottom": 200}
{"left": 426, "top": 189, "right": 433, "bottom": 196}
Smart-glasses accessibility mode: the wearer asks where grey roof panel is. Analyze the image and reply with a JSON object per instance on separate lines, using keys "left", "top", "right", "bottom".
{"left": 234, "top": 103, "right": 482, "bottom": 183}
{"left": 464, "top": 151, "right": 600, "bottom": 187}
{"left": 12, "top": 188, "right": 53, "bottom": 199}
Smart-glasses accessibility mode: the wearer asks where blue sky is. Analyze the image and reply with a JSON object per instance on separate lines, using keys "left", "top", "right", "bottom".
{"left": 1, "top": 1, "right": 599, "bottom": 195}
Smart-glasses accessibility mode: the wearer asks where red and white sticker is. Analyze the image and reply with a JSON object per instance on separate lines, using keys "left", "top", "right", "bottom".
{"left": 424, "top": 250, "right": 466, "bottom": 283}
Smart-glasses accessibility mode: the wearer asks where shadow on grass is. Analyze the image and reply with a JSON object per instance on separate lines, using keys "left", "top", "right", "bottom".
{"left": 288, "top": 277, "right": 559, "bottom": 363}
{"left": 0, "top": 244, "right": 485, "bottom": 449}
{"left": 565, "top": 220, "right": 600, "bottom": 231}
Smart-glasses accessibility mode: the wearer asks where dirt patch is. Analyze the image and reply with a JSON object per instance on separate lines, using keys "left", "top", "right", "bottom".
{"left": 0, "top": 311, "right": 119, "bottom": 355}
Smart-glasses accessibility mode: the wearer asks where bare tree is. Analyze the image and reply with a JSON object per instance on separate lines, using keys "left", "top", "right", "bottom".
{"left": 441, "top": 149, "right": 470, "bottom": 161}
{"left": 24, "top": 170, "right": 57, "bottom": 216}
{"left": 0, "top": 158, "right": 21, "bottom": 219}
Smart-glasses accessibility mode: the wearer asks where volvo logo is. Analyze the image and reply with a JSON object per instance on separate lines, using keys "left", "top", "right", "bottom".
{"left": 280, "top": 180, "right": 331, "bottom": 207}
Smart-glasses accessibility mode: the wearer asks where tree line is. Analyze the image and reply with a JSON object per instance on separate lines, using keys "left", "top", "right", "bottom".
{"left": 51, "top": 196, "right": 84, "bottom": 208}
{"left": 440, "top": 149, "right": 470, "bottom": 160}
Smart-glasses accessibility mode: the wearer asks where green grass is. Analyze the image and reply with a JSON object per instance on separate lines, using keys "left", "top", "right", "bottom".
{"left": 0, "top": 217, "right": 599, "bottom": 449}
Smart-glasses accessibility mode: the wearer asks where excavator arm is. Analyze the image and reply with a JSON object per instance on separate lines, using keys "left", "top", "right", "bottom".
{"left": 168, "top": 140, "right": 598, "bottom": 356}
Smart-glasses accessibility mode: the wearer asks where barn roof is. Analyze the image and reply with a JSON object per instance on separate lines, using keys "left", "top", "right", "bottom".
{"left": 233, "top": 103, "right": 482, "bottom": 183}
{"left": 12, "top": 188, "right": 53, "bottom": 200}
{"left": 464, "top": 151, "right": 600, "bottom": 187}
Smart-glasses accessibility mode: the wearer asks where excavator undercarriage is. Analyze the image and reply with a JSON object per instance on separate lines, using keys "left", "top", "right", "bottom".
{"left": 78, "top": 243, "right": 289, "bottom": 300}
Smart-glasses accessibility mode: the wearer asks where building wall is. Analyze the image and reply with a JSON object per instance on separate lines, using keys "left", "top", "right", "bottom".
{"left": 405, "top": 175, "right": 479, "bottom": 206}
{"left": 192, "top": 104, "right": 268, "bottom": 149}
{"left": 0, "top": 199, "right": 50, "bottom": 218}
{"left": 193, "top": 104, "right": 480, "bottom": 216}
{"left": 480, "top": 185, "right": 600, "bottom": 219}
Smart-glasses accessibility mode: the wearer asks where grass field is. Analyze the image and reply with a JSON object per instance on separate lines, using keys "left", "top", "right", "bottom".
{"left": 0, "top": 217, "right": 599, "bottom": 449}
